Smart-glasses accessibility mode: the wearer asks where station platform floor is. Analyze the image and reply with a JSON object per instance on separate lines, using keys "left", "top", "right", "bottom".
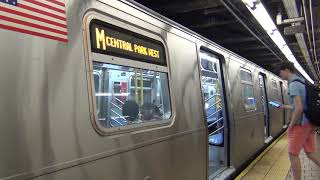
{"left": 237, "top": 132, "right": 320, "bottom": 180}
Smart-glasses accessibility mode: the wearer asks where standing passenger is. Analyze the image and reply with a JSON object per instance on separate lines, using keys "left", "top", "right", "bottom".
{"left": 276, "top": 62, "right": 320, "bottom": 180}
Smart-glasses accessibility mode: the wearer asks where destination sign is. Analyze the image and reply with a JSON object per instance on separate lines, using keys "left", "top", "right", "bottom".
{"left": 90, "top": 19, "right": 166, "bottom": 66}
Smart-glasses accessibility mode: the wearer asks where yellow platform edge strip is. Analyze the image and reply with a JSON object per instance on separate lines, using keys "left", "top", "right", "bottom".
{"left": 234, "top": 132, "right": 287, "bottom": 180}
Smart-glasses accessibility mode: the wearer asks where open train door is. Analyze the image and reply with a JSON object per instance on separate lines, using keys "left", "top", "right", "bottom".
{"left": 199, "top": 49, "right": 229, "bottom": 178}
{"left": 258, "top": 73, "right": 272, "bottom": 143}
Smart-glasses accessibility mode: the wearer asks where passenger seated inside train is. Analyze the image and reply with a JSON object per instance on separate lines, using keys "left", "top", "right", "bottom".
{"left": 122, "top": 100, "right": 141, "bottom": 124}
{"left": 141, "top": 102, "right": 162, "bottom": 121}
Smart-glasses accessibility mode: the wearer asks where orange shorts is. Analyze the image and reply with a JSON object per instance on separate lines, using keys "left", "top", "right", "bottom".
{"left": 288, "top": 122, "right": 317, "bottom": 156}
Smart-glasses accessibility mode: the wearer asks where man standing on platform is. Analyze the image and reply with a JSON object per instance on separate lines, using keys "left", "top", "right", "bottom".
{"left": 277, "top": 62, "right": 320, "bottom": 180}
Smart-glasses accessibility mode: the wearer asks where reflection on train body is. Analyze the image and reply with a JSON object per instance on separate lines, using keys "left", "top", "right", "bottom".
{"left": 0, "top": 1, "right": 290, "bottom": 179}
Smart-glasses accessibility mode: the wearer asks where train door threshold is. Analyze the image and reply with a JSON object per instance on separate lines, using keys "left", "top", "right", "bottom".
{"left": 264, "top": 136, "right": 273, "bottom": 144}
{"left": 209, "top": 167, "right": 235, "bottom": 180}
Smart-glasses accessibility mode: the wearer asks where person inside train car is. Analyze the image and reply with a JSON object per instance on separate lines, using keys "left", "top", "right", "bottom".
{"left": 141, "top": 102, "right": 162, "bottom": 121}
{"left": 122, "top": 100, "right": 141, "bottom": 124}
{"left": 276, "top": 62, "right": 320, "bottom": 180}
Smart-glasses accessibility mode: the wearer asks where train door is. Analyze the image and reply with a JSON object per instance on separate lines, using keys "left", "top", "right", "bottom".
{"left": 258, "top": 73, "right": 271, "bottom": 142}
{"left": 279, "top": 81, "right": 287, "bottom": 128}
{"left": 199, "top": 50, "right": 228, "bottom": 177}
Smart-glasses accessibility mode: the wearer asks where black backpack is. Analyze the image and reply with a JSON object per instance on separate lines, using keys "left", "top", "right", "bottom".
{"left": 292, "top": 79, "right": 320, "bottom": 127}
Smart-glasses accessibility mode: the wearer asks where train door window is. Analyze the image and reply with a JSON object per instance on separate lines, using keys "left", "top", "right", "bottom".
{"left": 271, "top": 80, "right": 280, "bottom": 101}
{"left": 240, "top": 69, "right": 256, "bottom": 111}
{"left": 199, "top": 50, "right": 227, "bottom": 176}
{"left": 279, "top": 81, "right": 286, "bottom": 127}
{"left": 86, "top": 19, "right": 172, "bottom": 134}
{"left": 258, "top": 76, "right": 267, "bottom": 114}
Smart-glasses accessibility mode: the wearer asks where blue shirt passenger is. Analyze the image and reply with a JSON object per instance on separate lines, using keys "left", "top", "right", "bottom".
{"left": 288, "top": 74, "right": 308, "bottom": 125}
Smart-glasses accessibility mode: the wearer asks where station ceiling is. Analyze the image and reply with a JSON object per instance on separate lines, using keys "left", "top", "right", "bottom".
{"left": 133, "top": 0, "right": 320, "bottom": 81}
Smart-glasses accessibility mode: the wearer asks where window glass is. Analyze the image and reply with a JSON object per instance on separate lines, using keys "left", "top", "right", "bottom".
{"left": 93, "top": 62, "right": 171, "bottom": 128}
{"left": 200, "top": 59, "right": 221, "bottom": 120}
{"left": 240, "top": 69, "right": 256, "bottom": 111}
{"left": 243, "top": 84, "right": 256, "bottom": 111}
{"left": 200, "top": 54, "right": 224, "bottom": 145}
{"left": 240, "top": 70, "right": 253, "bottom": 82}
{"left": 272, "top": 80, "right": 280, "bottom": 101}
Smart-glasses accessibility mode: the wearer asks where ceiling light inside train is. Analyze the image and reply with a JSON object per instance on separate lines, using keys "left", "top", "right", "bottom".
{"left": 242, "top": 0, "right": 314, "bottom": 84}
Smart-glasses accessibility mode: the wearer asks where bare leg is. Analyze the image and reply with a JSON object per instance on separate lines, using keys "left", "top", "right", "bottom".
{"left": 306, "top": 152, "right": 320, "bottom": 166}
{"left": 289, "top": 153, "right": 301, "bottom": 180}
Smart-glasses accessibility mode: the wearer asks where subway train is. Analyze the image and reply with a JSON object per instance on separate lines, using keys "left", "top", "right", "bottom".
{"left": 0, "top": 0, "right": 290, "bottom": 179}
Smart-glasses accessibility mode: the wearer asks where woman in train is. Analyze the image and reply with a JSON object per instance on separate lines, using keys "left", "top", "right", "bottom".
{"left": 141, "top": 102, "right": 162, "bottom": 121}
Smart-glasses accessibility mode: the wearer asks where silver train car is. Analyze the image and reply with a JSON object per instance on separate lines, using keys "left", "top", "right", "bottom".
{"left": 0, "top": 0, "right": 290, "bottom": 179}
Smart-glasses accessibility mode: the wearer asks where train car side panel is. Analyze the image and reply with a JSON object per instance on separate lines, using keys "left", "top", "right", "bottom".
{"left": 0, "top": 0, "right": 207, "bottom": 179}
{"left": 227, "top": 57, "right": 265, "bottom": 168}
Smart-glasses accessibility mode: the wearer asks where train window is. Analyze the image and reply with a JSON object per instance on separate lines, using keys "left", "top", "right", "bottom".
{"left": 240, "top": 69, "right": 256, "bottom": 111}
{"left": 271, "top": 80, "right": 280, "bottom": 101}
{"left": 92, "top": 62, "right": 171, "bottom": 129}
{"left": 86, "top": 18, "right": 172, "bottom": 133}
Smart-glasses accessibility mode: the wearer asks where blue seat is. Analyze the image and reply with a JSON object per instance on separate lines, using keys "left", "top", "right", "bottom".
{"left": 206, "top": 107, "right": 219, "bottom": 124}
{"left": 206, "top": 106, "right": 216, "bottom": 115}
{"left": 207, "top": 117, "right": 217, "bottom": 124}
{"left": 110, "top": 117, "right": 127, "bottom": 127}
{"left": 209, "top": 131, "right": 224, "bottom": 146}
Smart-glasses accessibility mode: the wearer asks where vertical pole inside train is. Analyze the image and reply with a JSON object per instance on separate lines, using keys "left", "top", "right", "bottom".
{"left": 140, "top": 69, "right": 144, "bottom": 105}
{"left": 134, "top": 69, "right": 138, "bottom": 103}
